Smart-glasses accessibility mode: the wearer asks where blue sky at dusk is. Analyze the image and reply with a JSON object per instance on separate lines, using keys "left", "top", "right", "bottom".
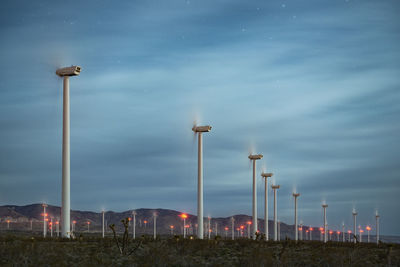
{"left": 0, "top": 0, "right": 399, "bottom": 235}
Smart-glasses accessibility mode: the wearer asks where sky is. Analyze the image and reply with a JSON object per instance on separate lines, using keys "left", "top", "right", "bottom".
{"left": 0, "top": 0, "right": 399, "bottom": 235}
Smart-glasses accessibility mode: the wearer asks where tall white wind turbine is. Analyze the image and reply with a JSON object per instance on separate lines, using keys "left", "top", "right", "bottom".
{"left": 192, "top": 124, "right": 212, "bottom": 239}
{"left": 261, "top": 172, "right": 273, "bottom": 241}
{"left": 249, "top": 154, "right": 263, "bottom": 239}
{"left": 271, "top": 184, "right": 280, "bottom": 241}
{"left": 56, "top": 66, "right": 81, "bottom": 238}
{"left": 293, "top": 193, "right": 300, "bottom": 242}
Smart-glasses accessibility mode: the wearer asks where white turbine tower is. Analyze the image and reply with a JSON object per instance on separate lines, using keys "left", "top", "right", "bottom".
{"left": 102, "top": 210, "right": 105, "bottom": 238}
{"left": 271, "top": 184, "right": 280, "bottom": 241}
{"left": 42, "top": 203, "right": 48, "bottom": 238}
{"left": 192, "top": 124, "right": 212, "bottom": 240}
{"left": 132, "top": 211, "right": 137, "bottom": 239}
{"left": 322, "top": 204, "right": 328, "bottom": 243}
{"left": 153, "top": 212, "right": 157, "bottom": 239}
{"left": 249, "top": 154, "right": 263, "bottom": 239}
{"left": 352, "top": 210, "right": 358, "bottom": 244}
{"left": 376, "top": 212, "right": 380, "bottom": 245}
{"left": 231, "top": 217, "right": 235, "bottom": 240}
{"left": 56, "top": 65, "right": 81, "bottom": 238}
{"left": 293, "top": 193, "right": 300, "bottom": 241}
{"left": 261, "top": 172, "right": 273, "bottom": 241}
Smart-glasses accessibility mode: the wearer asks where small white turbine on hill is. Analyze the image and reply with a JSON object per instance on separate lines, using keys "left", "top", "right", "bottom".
{"left": 322, "top": 204, "right": 328, "bottom": 243}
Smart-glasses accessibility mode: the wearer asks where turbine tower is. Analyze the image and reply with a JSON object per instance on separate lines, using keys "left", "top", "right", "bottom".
{"left": 56, "top": 65, "right": 81, "bottom": 238}
{"left": 376, "top": 213, "right": 380, "bottom": 245}
{"left": 322, "top": 204, "right": 328, "bottom": 243}
{"left": 102, "top": 210, "right": 105, "bottom": 238}
{"left": 249, "top": 154, "right": 263, "bottom": 239}
{"left": 293, "top": 193, "right": 300, "bottom": 241}
{"left": 271, "top": 184, "right": 280, "bottom": 241}
{"left": 261, "top": 172, "right": 273, "bottom": 241}
{"left": 352, "top": 210, "right": 357, "bottom": 244}
{"left": 42, "top": 203, "right": 48, "bottom": 238}
{"left": 132, "top": 211, "right": 137, "bottom": 239}
{"left": 153, "top": 212, "right": 157, "bottom": 240}
{"left": 231, "top": 217, "right": 235, "bottom": 240}
{"left": 192, "top": 124, "right": 212, "bottom": 239}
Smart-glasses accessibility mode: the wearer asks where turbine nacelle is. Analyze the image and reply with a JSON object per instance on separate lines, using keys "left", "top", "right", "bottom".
{"left": 192, "top": 125, "right": 212, "bottom": 132}
{"left": 292, "top": 193, "right": 300, "bottom": 197}
{"left": 56, "top": 66, "right": 81, "bottom": 77}
{"left": 271, "top": 185, "right": 280, "bottom": 189}
{"left": 322, "top": 204, "right": 328, "bottom": 208}
{"left": 261, "top": 172, "right": 273, "bottom": 178}
{"left": 248, "top": 154, "right": 263, "bottom": 160}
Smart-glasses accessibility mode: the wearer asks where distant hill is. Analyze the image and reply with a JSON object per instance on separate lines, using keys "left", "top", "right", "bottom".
{"left": 0, "top": 204, "right": 398, "bottom": 243}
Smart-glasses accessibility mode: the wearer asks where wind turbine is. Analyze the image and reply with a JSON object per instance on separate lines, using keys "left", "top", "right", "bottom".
{"left": 56, "top": 65, "right": 81, "bottom": 238}
{"left": 271, "top": 184, "right": 280, "bottom": 241}
{"left": 249, "top": 153, "right": 263, "bottom": 239}
{"left": 292, "top": 193, "right": 300, "bottom": 241}
{"left": 42, "top": 203, "right": 48, "bottom": 238}
{"left": 102, "top": 210, "right": 105, "bottom": 238}
{"left": 261, "top": 172, "right": 273, "bottom": 241}
{"left": 352, "top": 210, "right": 358, "bottom": 243}
{"left": 192, "top": 124, "right": 212, "bottom": 240}
{"left": 132, "top": 211, "right": 137, "bottom": 239}
{"left": 376, "top": 212, "right": 380, "bottom": 245}
{"left": 366, "top": 226, "right": 371, "bottom": 243}
{"left": 153, "top": 212, "right": 157, "bottom": 239}
{"left": 322, "top": 204, "right": 328, "bottom": 243}
{"left": 50, "top": 217, "right": 53, "bottom": 237}
{"left": 208, "top": 216, "right": 211, "bottom": 239}
{"left": 56, "top": 219, "right": 60, "bottom": 237}
{"left": 342, "top": 223, "right": 345, "bottom": 242}
{"left": 180, "top": 213, "right": 188, "bottom": 238}
{"left": 231, "top": 217, "right": 235, "bottom": 240}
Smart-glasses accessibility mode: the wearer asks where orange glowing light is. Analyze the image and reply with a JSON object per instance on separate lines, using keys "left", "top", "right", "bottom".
{"left": 209, "top": 229, "right": 212, "bottom": 232}
{"left": 306, "top": 230, "right": 309, "bottom": 233}
{"left": 329, "top": 230, "right": 333, "bottom": 234}
{"left": 299, "top": 227, "right": 303, "bottom": 231}
{"left": 45, "top": 218, "right": 49, "bottom": 222}
{"left": 87, "top": 221, "right": 90, "bottom": 225}
{"left": 170, "top": 225, "right": 174, "bottom": 229}
{"left": 347, "top": 230, "right": 352, "bottom": 234}
{"left": 144, "top": 220, "right": 148, "bottom": 224}
{"left": 310, "top": 227, "right": 313, "bottom": 231}
{"left": 224, "top": 227, "right": 229, "bottom": 231}
{"left": 236, "top": 227, "right": 240, "bottom": 231}
{"left": 128, "top": 218, "right": 131, "bottom": 221}
{"left": 73, "top": 220, "right": 77, "bottom": 224}
{"left": 6, "top": 220, "right": 10, "bottom": 223}
{"left": 180, "top": 214, "right": 188, "bottom": 219}
{"left": 56, "top": 221, "right": 59, "bottom": 225}
{"left": 247, "top": 221, "right": 252, "bottom": 225}
{"left": 366, "top": 226, "right": 371, "bottom": 231}
{"left": 337, "top": 231, "right": 341, "bottom": 234}
{"left": 240, "top": 225, "right": 244, "bottom": 229}
{"left": 360, "top": 229, "right": 364, "bottom": 233}
{"left": 185, "top": 225, "right": 190, "bottom": 228}
{"left": 319, "top": 227, "right": 324, "bottom": 231}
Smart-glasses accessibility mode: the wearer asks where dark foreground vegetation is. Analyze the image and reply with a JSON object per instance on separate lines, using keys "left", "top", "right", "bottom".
{"left": 0, "top": 234, "right": 399, "bottom": 266}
